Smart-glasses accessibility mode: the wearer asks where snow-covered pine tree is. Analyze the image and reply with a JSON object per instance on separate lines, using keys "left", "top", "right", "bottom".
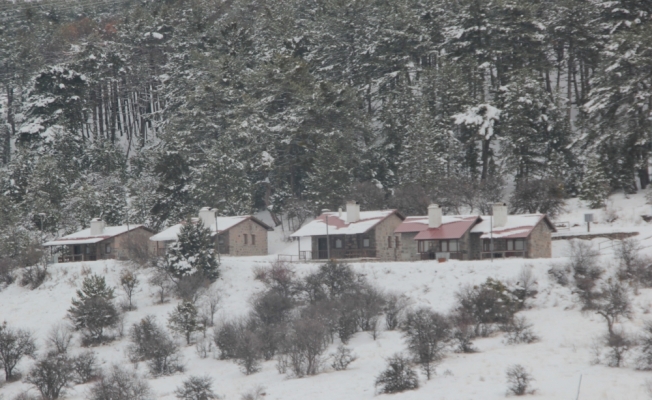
{"left": 165, "top": 220, "right": 219, "bottom": 282}
{"left": 579, "top": 155, "right": 612, "bottom": 208}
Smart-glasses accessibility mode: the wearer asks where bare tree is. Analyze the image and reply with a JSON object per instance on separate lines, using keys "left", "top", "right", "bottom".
{"left": 278, "top": 317, "right": 329, "bottom": 377}
{"left": 384, "top": 293, "right": 410, "bottom": 330}
{"left": 401, "top": 308, "right": 452, "bottom": 380}
{"left": 604, "top": 329, "right": 633, "bottom": 368}
{"left": 149, "top": 269, "right": 172, "bottom": 304}
{"left": 72, "top": 350, "right": 100, "bottom": 384}
{"left": 636, "top": 321, "right": 652, "bottom": 370}
{"left": 26, "top": 353, "right": 75, "bottom": 400}
{"left": 201, "top": 287, "right": 221, "bottom": 327}
{"left": 119, "top": 269, "right": 139, "bottom": 311}
{"left": 46, "top": 323, "right": 74, "bottom": 354}
{"left": 0, "top": 321, "right": 36, "bottom": 381}
{"left": 506, "top": 364, "right": 534, "bottom": 396}
{"left": 596, "top": 281, "right": 632, "bottom": 335}
{"left": 235, "top": 330, "right": 262, "bottom": 375}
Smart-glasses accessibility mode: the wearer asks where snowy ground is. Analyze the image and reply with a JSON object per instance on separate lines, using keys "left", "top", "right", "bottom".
{"left": 3, "top": 193, "right": 652, "bottom": 399}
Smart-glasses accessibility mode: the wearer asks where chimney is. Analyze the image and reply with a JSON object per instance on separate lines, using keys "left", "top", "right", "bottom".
{"left": 338, "top": 207, "right": 343, "bottom": 218}
{"left": 428, "top": 204, "right": 442, "bottom": 228}
{"left": 90, "top": 218, "right": 105, "bottom": 236}
{"left": 491, "top": 202, "right": 508, "bottom": 228}
{"left": 198, "top": 207, "right": 216, "bottom": 229}
{"left": 346, "top": 201, "right": 360, "bottom": 223}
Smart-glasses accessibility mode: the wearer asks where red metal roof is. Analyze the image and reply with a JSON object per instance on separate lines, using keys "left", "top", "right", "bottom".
{"left": 405, "top": 217, "right": 482, "bottom": 240}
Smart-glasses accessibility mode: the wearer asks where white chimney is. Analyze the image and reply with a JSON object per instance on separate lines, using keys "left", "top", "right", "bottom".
{"left": 338, "top": 207, "right": 343, "bottom": 218}
{"left": 428, "top": 204, "right": 442, "bottom": 228}
{"left": 90, "top": 218, "right": 105, "bottom": 236}
{"left": 346, "top": 201, "right": 360, "bottom": 223}
{"left": 491, "top": 202, "right": 508, "bottom": 228}
{"left": 198, "top": 207, "right": 216, "bottom": 229}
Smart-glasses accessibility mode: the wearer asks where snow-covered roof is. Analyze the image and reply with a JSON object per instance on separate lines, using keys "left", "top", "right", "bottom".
{"left": 290, "top": 210, "right": 401, "bottom": 237}
{"left": 149, "top": 216, "right": 271, "bottom": 242}
{"left": 395, "top": 215, "right": 480, "bottom": 233}
{"left": 471, "top": 214, "right": 556, "bottom": 239}
{"left": 44, "top": 225, "right": 147, "bottom": 246}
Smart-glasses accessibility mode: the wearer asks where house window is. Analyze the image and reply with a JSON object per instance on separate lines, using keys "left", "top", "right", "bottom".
{"left": 395, "top": 236, "right": 400, "bottom": 247}
{"left": 218, "top": 236, "right": 224, "bottom": 245}
{"left": 441, "top": 240, "right": 448, "bottom": 252}
{"left": 252, "top": 235, "right": 256, "bottom": 245}
{"left": 105, "top": 243, "right": 112, "bottom": 254}
{"left": 74, "top": 245, "right": 82, "bottom": 255}
{"left": 449, "top": 240, "right": 459, "bottom": 252}
{"left": 244, "top": 234, "right": 248, "bottom": 244}
{"left": 388, "top": 236, "right": 392, "bottom": 248}
{"left": 483, "top": 240, "right": 492, "bottom": 252}
{"left": 363, "top": 238, "right": 370, "bottom": 248}
{"left": 335, "top": 239, "right": 343, "bottom": 249}
{"left": 507, "top": 239, "right": 525, "bottom": 251}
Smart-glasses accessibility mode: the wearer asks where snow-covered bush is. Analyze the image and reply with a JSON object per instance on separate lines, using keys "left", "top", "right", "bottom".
{"left": 330, "top": 344, "right": 357, "bottom": 371}
{"left": 277, "top": 316, "right": 330, "bottom": 378}
{"left": 596, "top": 281, "right": 632, "bottom": 335}
{"left": 129, "top": 316, "right": 183, "bottom": 376}
{"left": 636, "top": 322, "right": 652, "bottom": 370}
{"left": 88, "top": 365, "right": 152, "bottom": 400}
{"left": 46, "top": 323, "right": 73, "bottom": 355}
{"left": 165, "top": 220, "right": 220, "bottom": 283}
{"left": 384, "top": 293, "right": 410, "bottom": 330}
{"left": 374, "top": 354, "right": 419, "bottom": 394}
{"left": 175, "top": 375, "right": 218, "bottom": 400}
{"left": 455, "top": 278, "right": 518, "bottom": 337}
{"left": 503, "top": 316, "right": 539, "bottom": 345}
{"left": 505, "top": 364, "right": 534, "bottom": 396}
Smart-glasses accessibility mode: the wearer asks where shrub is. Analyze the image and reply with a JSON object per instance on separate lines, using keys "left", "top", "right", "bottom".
{"left": 402, "top": 308, "right": 452, "bottom": 380}
{"left": 604, "top": 330, "right": 633, "bottom": 368}
{"left": 506, "top": 364, "right": 534, "bottom": 396}
{"left": 240, "top": 386, "right": 266, "bottom": 400}
{"left": 235, "top": 330, "right": 262, "bottom": 375}
{"left": 384, "top": 293, "right": 410, "bottom": 330}
{"left": 72, "top": 350, "right": 100, "bottom": 383}
{"left": 168, "top": 301, "right": 199, "bottom": 345}
{"left": 67, "top": 274, "right": 119, "bottom": 344}
{"left": 330, "top": 345, "right": 357, "bottom": 371}
{"left": 0, "top": 321, "right": 37, "bottom": 381}
{"left": 636, "top": 321, "right": 652, "bottom": 370}
{"left": 128, "top": 316, "right": 183, "bottom": 376}
{"left": 46, "top": 323, "right": 74, "bottom": 354}
{"left": 213, "top": 320, "right": 242, "bottom": 360}
{"left": 503, "top": 316, "right": 539, "bottom": 345}
{"left": 455, "top": 279, "right": 518, "bottom": 337}
{"left": 568, "top": 240, "right": 603, "bottom": 309}
{"left": 175, "top": 375, "right": 218, "bottom": 400}
{"left": 277, "top": 316, "right": 329, "bottom": 377}
{"left": 88, "top": 365, "right": 152, "bottom": 400}
{"left": 19, "top": 264, "right": 48, "bottom": 290}
{"left": 26, "top": 353, "right": 75, "bottom": 400}
{"left": 374, "top": 354, "right": 419, "bottom": 394}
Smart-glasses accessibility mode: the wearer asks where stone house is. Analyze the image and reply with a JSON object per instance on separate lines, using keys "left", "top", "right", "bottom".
{"left": 395, "top": 204, "right": 482, "bottom": 261}
{"left": 290, "top": 201, "right": 405, "bottom": 261}
{"left": 469, "top": 203, "right": 556, "bottom": 259}
{"left": 43, "top": 219, "right": 156, "bottom": 263}
{"left": 150, "top": 208, "right": 273, "bottom": 257}
{"left": 395, "top": 203, "right": 556, "bottom": 261}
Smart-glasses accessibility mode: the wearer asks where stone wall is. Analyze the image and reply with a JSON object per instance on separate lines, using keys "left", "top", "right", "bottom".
{"left": 528, "top": 221, "right": 552, "bottom": 258}
{"left": 374, "top": 213, "right": 404, "bottom": 261}
{"left": 228, "top": 219, "right": 269, "bottom": 256}
{"left": 399, "top": 232, "right": 420, "bottom": 261}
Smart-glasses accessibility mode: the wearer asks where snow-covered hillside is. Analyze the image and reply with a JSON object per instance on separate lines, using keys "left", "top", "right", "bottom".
{"left": 4, "top": 194, "right": 652, "bottom": 399}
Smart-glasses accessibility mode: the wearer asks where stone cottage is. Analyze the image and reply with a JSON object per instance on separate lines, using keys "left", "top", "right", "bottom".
{"left": 290, "top": 201, "right": 405, "bottom": 261}
{"left": 395, "top": 203, "right": 556, "bottom": 261}
{"left": 395, "top": 204, "right": 482, "bottom": 261}
{"left": 43, "top": 219, "right": 156, "bottom": 263}
{"left": 150, "top": 207, "right": 273, "bottom": 257}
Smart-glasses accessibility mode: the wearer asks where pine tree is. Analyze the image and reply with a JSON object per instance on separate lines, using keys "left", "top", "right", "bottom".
{"left": 68, "top": 275, "right": 119, "bottom": 343}
{"left": 165, "top": 220, "right": 219, "bottom": 282}
{"left": 579, "top": 155, "right": 611, "bottom": 208}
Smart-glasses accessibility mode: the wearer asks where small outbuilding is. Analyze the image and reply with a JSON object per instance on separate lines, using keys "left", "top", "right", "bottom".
{"left": 290, "top": 201, "right": 405, "bottom": 261}
{"left": 43, "top": 219, "right": 155, "bottom": 263}
{"left": 150, "top": 208, "right": 273, "bottom": 257}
